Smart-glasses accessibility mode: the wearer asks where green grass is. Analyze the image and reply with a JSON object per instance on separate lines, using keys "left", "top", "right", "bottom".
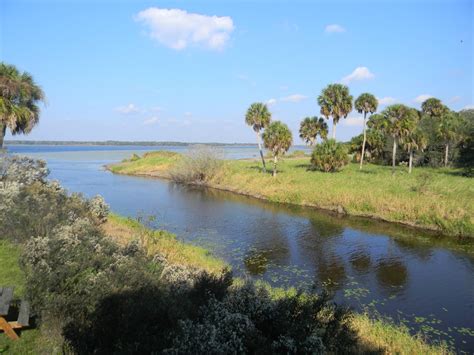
{"left": 104, "top": 214, "right": 227, "bottom": 274}
{"left": 0, "top": 240, "right": 25, "bottom": 297}
{"left": 109, "top": 151, "right": 474, "bottom": 238}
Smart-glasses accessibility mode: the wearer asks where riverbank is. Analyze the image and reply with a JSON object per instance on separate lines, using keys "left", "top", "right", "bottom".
{"left": 0, "top": 217, "right": 452, "bottom": 354}
{"left": 108, "top": 151, "right": 474, "bottom": 238}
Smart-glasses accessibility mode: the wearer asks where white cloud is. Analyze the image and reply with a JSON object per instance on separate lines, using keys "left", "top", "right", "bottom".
{"left": 135, "top": 8, "right": 234, "bottom": 50}
{"left": 143, "top": 116, "right": 159, "bottom": 125}
{"left": 281, "top": 94, "right": 308, "bottom": 102}
{"left": 151, "top": 106, "right": 163, "bottom": 112}
{"left": 184, "top": 112, "right": 192, "bottom": 117}
{"left": 343, "top": 116, "right": 364, "bottom": 127}
{"left": 341, "top": 67, "right": 375, "bottom": 84}
{"left": 462, "top": 104, "right": 474, "bottom": 110}
{"left": 115, "top": 103, "right": 140, "bottom": 114}
{"left": 325, "top": 24, "right": 346, "bottom": 33}
{"left": 377, "top": 97, "right": 397, "bottom": 105}
{"left": 413, "top": 94, "right": 433, "bottom": 103}
{"left": 266, "top": 98, "right": 277, "bottom": 106}
{"left": 448, "top": 96, "right": 461, "bottom": 104}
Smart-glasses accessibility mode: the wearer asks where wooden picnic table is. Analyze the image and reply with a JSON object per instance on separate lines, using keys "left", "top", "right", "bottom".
{"left": 0, "top": 287, "right": 30, "bottom": 340}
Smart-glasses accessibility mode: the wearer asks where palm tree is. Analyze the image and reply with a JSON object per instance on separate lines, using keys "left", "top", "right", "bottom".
{"left": 262, "top": 121, "right": 292, "bottom": 177}
{"left": 299, "top": 116, "right": 328, "bottom": 146}
{"left": 421, "top": 98, "right": 447, "bottom": 118}
{"left": 374, "top": 104, "right": 418, "bottom": 174}
{"left": 402, "top": 129, "right": 427, "bottom": 173}
{"left": 354, "top": 93, "right": 378, "bottom": 169}
{"left": 0, "top": 62, "right": 45, "bottom": 149}
{"left": 245, "top": 102, "right": 271, "bottom": 172}
{"left": 437, "top": 111, "right": 462, "bottom": 167}
{"left": 317, "top": 83, "right": 353, "bottom": 140}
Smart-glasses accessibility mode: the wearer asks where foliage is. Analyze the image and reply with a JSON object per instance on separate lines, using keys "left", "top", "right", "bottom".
{"left": 299, "top": 116, "right": 328, "bottom": 146}
{"left": 0, "top": 62, "right": 45, "bottom": 148}
{"left": 245, "top": 102, "right": 271, "bottom": 133}
{"left": 354, "top": 93, "right": 378, "bottom": 116}
{"left": 317, "top": 83, "right": 353, "bottom": 139}
{"left": 457, "top": 109, "right": 474, "bottom": 175}
{"left": 348, "top": 130, "right": 385, "bottom": 163}
{"left": 311, "top": 139, "right": 350, "bottom": 172}
{"left": 262, "top": 121, "right": 293, "bottom": 176}
{"left": 421, "top": 97, "right": 447, "bottom": 118}
{"left": 170, "top": 145, "right": 224, "bottom": 183}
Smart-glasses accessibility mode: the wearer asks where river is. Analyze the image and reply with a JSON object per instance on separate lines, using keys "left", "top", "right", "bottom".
{"left": 6, "top": 144, "right": 474, "bottom": 351}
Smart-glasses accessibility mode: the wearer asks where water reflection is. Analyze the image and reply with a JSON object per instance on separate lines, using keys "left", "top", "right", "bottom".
{"left": 375, "top": 258, "right": 409, "bottom": 294}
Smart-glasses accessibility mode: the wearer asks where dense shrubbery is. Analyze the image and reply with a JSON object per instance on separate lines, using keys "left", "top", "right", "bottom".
{"left": 170, "top": 145, "right": 224, "bottom": 183}
{"left": 1, "top": 155, "right": 363, "bottom": 353}
{"left": 311, "top": 139, "right": 350, "bottom": 172}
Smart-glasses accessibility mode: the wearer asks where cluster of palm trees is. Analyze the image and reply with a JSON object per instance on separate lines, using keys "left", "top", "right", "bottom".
{"left": 0, "top": 63, "right": 45, "bottom": 149}
{"left": 247, "top": 83, "right": 462, "bottom": 175}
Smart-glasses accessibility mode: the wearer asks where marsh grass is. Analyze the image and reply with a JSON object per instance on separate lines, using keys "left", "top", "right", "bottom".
{"left": 103, "top": 214, "right": 227, "bottom": 274}
{"left": 110, "top": 151, "right": 473, "bottom": 237}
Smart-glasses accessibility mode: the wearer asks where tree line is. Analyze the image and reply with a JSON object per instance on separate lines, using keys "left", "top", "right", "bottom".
{"left": 245, "top": 83, "right": 472, "bottom": 176}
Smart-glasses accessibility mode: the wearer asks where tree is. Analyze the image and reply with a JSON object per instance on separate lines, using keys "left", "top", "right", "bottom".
{"left": 421, "top": 98, "right": 447, "bottom": 118}
{"left": 348, "top": 129, "right": 385, "bottom": 163}
{"left": 0, "top": 62, "right": 45, "bottom": 149}
{"left": 262, "top": 121, "right": 292, "bottom": 177}
{"left": 299, "top": 117, "right": 328, "bottom": 146}
{"left": 354, "top": 93, "right": 378, "bottom": 169}
{"left": 317, "top": 84, "right": 353, "bottom": 140}
{"left": 245, "top": 103, "right": 272, "bottom": 172}
{"left": 437, "top": 110, "right": 462, "bottom": 167}
{"left": 372, "top": 104, "right": 418, "bottom": 173}
{"left": 402, "top": 129, "right": 427, "bottom": 173}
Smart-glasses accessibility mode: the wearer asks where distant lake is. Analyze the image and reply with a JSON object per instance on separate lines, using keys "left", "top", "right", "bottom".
{"left": 6, "top": 144, "right": 474, "bottom": 351}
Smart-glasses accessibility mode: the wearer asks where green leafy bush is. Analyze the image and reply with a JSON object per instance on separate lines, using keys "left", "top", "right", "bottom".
{"left": 311, "top": 139, "right": 350, "bottom": 172}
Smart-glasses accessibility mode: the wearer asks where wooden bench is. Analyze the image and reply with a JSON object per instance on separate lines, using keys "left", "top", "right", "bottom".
{"left": 0, "top": 287, "right": 30, "bottom": 340}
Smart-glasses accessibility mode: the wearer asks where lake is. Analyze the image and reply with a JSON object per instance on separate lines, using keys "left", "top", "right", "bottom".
{"left": 5, "top": 144, "right": 474, "bottom": 350}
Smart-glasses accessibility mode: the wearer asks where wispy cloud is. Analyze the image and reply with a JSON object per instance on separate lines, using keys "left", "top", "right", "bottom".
{"left": 143, "top": 116, "right": 159, "bottom": 125}
{"left": 377, "top": 97, "right": 397, "bottom": 106}
{"left": 281, "top": 94, "right": 308, "bottom": 102}
{"left": 462, "top": 104, "right": 474, "bottom": 110}
{"left": 325, "top": 24, "right": 346, "bottom": 33}
{"left": 115, "top": 103, "right": 140, "bottom": 114}
{"left": 266, "top": 98, "right": 277, "bottom": 106}
{"left": 342, "top": 116, "right": 364, "bottom": 127}
{"left": 414, "top": 94, "right": 433, "bottom": 104}
{"left": 448, "top": 96, "right": 461, "bottom": 104}
{"left": 135, "top": 8, "right": 234, "bottom": 50}
{"left": 341, "top": 67, "right": 375, "bottom": 84}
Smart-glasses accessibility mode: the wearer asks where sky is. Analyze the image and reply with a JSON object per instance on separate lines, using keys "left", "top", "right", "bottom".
{"left": 1, "top": 0, "right": 473, "bottom": 143}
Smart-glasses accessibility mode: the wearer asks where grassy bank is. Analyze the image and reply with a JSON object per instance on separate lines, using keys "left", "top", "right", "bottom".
{"left": 108, "top": 151, "right": 474, "bottom": 238}
{"left": 0, "top": 218, "right": 451, "bottom": 353}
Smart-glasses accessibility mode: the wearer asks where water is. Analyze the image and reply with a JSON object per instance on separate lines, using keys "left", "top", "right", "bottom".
{"left": 5, "top": 144, "right": 474, "bottom": 351}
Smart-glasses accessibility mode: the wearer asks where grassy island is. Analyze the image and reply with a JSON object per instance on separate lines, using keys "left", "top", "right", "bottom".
{"left": 108, "top": 151, "right": 474, "bottom": 238}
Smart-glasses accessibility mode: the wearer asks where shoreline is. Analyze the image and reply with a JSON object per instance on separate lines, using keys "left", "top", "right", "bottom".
{"left": 105, "top": 165, "right": 459, "bottom": 239}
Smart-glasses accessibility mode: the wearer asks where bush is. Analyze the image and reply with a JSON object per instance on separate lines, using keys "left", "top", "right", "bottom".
{"left": 170, "top": 145, "right": 224, "bottom": 183}
{"left": 311, "top": 139, "right": 350, "bottom": 172}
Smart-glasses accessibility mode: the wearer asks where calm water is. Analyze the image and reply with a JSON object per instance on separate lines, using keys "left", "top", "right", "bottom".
{"left": 6, "top": 144, "right": 474, "bottom": 351}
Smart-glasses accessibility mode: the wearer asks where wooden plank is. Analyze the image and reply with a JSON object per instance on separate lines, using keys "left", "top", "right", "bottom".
{"left": 0, "top": 287, "right": 14, "bottom": 316}
{"left": 0, "top": 316, "right": 19, "bottom": 340}
{"left": 17, "top": 301, "right": 30, "bottom": 326}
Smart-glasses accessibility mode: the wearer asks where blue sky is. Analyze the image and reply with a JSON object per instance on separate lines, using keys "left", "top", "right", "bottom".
{"left": 1, "top": 0, "right": 472, "bottom": 143}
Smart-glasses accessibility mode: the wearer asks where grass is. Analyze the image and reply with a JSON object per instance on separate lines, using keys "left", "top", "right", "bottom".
{"left": 0, "top": 222, "right": 452, "bottom": 353}
{"left": 109, "top": 151, "right": 474, "bottom": 238}
{"left": 103, "top": 214, "right": 227, "bottom": 275}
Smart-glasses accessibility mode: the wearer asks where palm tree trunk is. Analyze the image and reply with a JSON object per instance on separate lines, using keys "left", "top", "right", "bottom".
{"left": 272, "top": 155, "right": 277, "bottom": 177}
{"left": 444, "top": 143, "right": 449, "bottom": 167}
{"left": 392, "top": 137, "right": 397, "bottom": 174}
{"left": 0, "top": 123, "right": 6, "bottom": 150}
{"left": 409, "top": 150, "right": 413, "bottom": 174}
{"left": 359, "top": 112, "right": 367, "bottom": 170}
{"left": 256, "top": 131, "right": 266, "bottom": 173}
{"left": 332, "top": 120, "right": 337, "bottom": 140}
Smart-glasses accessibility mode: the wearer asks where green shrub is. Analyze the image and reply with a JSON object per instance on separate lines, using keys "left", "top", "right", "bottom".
{"left": 311, "top": 139, "right": 350, "bottom": 172}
